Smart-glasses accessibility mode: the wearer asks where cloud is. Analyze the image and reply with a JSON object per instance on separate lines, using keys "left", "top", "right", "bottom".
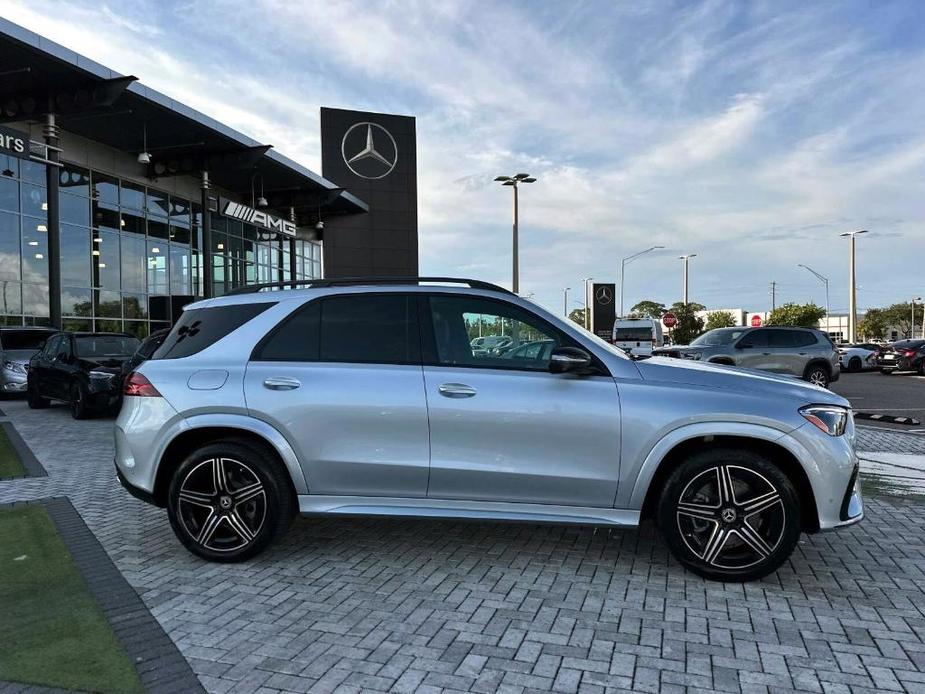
{"left": 4, "top": 0, "right": 923, "bottom": 316}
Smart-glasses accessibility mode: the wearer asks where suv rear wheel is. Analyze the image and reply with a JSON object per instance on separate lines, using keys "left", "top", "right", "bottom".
{"left": 657, "top": 448, "right": 802, "bottom": 582}
{"left": 166, "top": 439, "right": 295, "bottom": 562}
{"left": 803, "top": 364, "right": 830, "bottom": 388}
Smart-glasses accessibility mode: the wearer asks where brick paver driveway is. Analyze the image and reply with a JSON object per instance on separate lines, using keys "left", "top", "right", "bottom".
{"left": 1, "top": 399, "right": 924, "bottom": 693}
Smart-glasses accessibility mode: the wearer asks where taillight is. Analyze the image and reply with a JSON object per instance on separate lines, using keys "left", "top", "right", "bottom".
{"left": 904, "top": 349, "right": 917, "bottom": 358}
{"left": 123, "top": 371, "right": 161, "bottom": 397}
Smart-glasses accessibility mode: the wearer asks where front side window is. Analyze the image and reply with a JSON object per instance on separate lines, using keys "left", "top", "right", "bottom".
{"left": 426, "top": 295, "right": 564, "bottom": 371}
{"left": 736, "top": 329, "right": 768, "bottom": 349}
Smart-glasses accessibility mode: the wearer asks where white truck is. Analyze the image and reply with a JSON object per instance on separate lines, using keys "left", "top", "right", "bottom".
{"left": 612, "top": 318, "right": 664, "bottom": 357}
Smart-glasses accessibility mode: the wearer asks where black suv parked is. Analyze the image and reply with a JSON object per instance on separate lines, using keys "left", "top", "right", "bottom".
{"left": 27, "top": 332, "right": 140, "bottom": 418}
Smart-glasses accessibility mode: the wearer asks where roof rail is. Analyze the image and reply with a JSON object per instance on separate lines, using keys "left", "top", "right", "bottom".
{"left": 225, "top": 276, "right": 513, "bottom": 296}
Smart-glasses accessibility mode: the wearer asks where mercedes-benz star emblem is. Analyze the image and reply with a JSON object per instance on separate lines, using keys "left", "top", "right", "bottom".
{"left": 595, "top": 286, "right": 613, "bottom": 305}
{"left": 341, "top": 122, "right": 398, "bottom": 180}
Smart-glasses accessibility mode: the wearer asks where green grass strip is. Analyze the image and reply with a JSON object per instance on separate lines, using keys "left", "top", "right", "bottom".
{"left": 0, "top": 427, "right": 24, "bottom": 479}
{"left": 0, "top": 505, "right": 142, "bottom": 692}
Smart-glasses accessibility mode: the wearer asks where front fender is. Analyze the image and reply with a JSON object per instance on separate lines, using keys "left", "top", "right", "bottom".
{"left": 156, "top": 413, "right": 309, "bottom": 495}
{"left": 624, "top": 421, "right": 814, "bottom": 510}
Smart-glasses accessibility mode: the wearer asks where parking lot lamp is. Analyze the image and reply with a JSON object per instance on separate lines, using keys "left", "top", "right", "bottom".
{"left": 797, "top": 264, "right": 830, "bottom": 325}
{"left": 563, "top": 287, "right": 570, "bottom": 316}
{"left": 913, "top": 297, "right": 922, "bottom": 340}
{"left": 583, "top": 277, "right": 593, "bottom": 329}
{"left": 679, "top": 254, "right": 697, "bottom": 304}
{"left": 620, "top": 246, "right": 664, "bottom": 318}
{"left": 494, "top": 173, "right": 537, "bottom": 294}
{"left": 839, "top": 230, "right": 868, "bottom": 343}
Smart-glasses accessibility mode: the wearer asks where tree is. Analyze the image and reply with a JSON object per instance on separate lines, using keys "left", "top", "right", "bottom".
{"left": 568, "top": 308, "right": 588, "bottom": 329}
{"left": 667, "top": 302, "right": 705, "bottom": 345}
{"left": 858, "top": 308, "right": 888, "bottom": 340}
{"left": 630, "top": 300, "right": 666, "bottom": 320}
{"left": 765, "top": 302, "right": 826, "bottom": 328}
{"left": 880, "top": 302, "right": 920, "bottom": 339}
{"left": 705, "top": 311, "right": 736, "bottom": 331}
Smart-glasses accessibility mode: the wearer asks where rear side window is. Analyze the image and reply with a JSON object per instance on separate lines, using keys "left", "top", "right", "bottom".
{"left": 252, "top": 294, "right": 420, "bottom": 364}
{"left": 154, "top": 303, "right": 274, "bottom": 359}
{"left": 737, "top": 329, "right": 768, "bottom": 348}
{"left": 769, "top": 329, "right": 817, "bottom": 348}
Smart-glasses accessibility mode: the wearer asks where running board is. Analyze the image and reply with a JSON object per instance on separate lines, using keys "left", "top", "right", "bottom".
{"left": 297, "top": 495, "right": 640, "bottom": 527}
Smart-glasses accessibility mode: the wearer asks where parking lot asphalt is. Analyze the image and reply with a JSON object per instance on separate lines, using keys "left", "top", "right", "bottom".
{"left": 831, "top": 370, "right": 925, "bottom": 432}
{"left": 2, "top": 399, "right": 925, "bottom": 693}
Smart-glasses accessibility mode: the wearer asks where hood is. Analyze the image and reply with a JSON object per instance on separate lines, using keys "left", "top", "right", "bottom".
{"left": 2, "top": 349, "right": 40, "bottom": 364}
{"left": 636, "top": 356, "right": 849, "bottom": 407}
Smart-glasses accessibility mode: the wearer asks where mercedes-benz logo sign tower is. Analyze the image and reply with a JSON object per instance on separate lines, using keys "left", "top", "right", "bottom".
{"left": 321, "top": 107, "right": 418, "bottom": 278}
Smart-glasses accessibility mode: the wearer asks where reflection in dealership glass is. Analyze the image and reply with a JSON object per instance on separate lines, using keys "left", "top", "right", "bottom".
{"left": 75, "top": 335, "right": 140, "bottom": 358}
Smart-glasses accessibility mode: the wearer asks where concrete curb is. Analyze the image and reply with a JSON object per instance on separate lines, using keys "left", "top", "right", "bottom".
{"left": 0, "top": 421, "right": 47, "bottom": 480}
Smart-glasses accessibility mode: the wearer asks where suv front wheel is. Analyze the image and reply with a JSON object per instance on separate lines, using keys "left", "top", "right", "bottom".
{"left": 803, "top": 364, "right": 830, "bottom": 388}
{"left": 657, "top": 448, "right": 802, "bottom": 582}
{"left": 167, "top": 439, "right": 295, "bottom": 562}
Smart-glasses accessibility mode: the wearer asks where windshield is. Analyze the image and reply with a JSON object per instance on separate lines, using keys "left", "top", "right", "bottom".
{"left": 614, "top": 328, "right": 655, "bottom": 341}
{"left": 690, "top": 328, "right": 748, "bottom": 346}
{"left": 75, "top": 335, "right": 140, "bottom": 358}
{"left": 0, "top": 330, "right": 53, "bottom": 351}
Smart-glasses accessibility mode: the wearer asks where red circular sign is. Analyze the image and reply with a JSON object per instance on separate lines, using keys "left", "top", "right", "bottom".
{"left": 751, "top": 314, "right": 762, "bottom": 327}
{"left": 662, "top": 312, "right": 677, "bottom": 328}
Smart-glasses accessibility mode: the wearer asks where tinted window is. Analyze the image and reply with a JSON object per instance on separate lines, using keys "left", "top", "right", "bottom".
{"left": 253, "top": 300, "right": 321, "bottom": 361}
{"left": 736, "top": 329, "right": 768, "bottom": 348}
{"left": 75, "top": 335, "right": 138, "bottom": 358}
{"left": 319, "top": 295, "right": 420, "bottom": 364}
{"left": 55, "top": 335, "right": 72, "bottom": 359}
{"left": 154, "top": 302, "right": 275, "bottom": 360}
{"left": 427, "top": 295, "right": 565, "bottom": 371}
{"left": 1, "top": 330, "right": 53, "bottom": 351}
{"left": 768, "top": 329, "right": 815, "bottom": 348}
{"left": 42, "top": 335, "right": 60, "bottom": 357}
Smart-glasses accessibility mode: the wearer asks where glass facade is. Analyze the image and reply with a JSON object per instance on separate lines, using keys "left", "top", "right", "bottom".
{"left": 0, "top": 155, "right": 322, "bottom": 336}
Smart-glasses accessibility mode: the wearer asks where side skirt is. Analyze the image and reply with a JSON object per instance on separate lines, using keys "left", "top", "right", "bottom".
{"left": 297, "top": 495, "right": 640, "bottom": 527}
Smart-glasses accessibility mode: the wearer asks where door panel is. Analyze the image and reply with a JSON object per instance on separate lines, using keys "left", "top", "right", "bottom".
{"left": 424, "top": 368, "right": 621, "bottom": 506}
{"left": 244, "top": 362, "right": 430, "bottom": 497}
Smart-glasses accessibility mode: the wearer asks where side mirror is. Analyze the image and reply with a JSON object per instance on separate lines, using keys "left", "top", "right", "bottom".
{"left": 549, "top": 346, "right": 592, "bottom": 374}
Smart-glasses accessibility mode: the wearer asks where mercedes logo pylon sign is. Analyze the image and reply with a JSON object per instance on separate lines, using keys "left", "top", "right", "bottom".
{"left": 341, "top": 122, "right": 398, "bottom": 179}
{"left": 591, "top": 283, "right": 617, "bottom": 341}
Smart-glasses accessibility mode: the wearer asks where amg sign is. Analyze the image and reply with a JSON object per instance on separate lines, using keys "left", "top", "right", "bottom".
{"left": 0, "top": 124, "right": 29, "bottom": 161}
{"left": 220, "top": 198, "right": 296, "bottom": 237}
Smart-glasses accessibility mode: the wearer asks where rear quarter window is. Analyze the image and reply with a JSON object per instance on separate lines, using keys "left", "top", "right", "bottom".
{"left": 154, "top": 303, "right": 275, "bottom": 359}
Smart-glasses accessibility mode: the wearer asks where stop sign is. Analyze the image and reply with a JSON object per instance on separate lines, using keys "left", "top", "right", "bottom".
{"left": 751, "top": 314, "right": 762, "bottom": 327}
{"left": 662, "top": 312, "right": 678, "bottom": 328}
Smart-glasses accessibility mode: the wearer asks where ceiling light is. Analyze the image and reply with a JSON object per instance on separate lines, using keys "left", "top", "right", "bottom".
{"left": 93, "top": 237, "right": 101, "bottom": 243}
{"left": 92, "top": 250, "right": 100, "bottom": 256}
{"left": 41, "top": 202, "right": 48, "bottom": 211}
{"left": 37, "top": 224, "right": 47, "bottom": 232}
{"left": 28, "top": 241, "right": 38, "bottom": 246}
{"left": 98, "top": 263, "right": 106, "bottom": 268}
{"left": 216, "top": 243, "right": 224, "bottom": 250}
{"left": 137, "top": 122, "right": 151, "bottom": 164}
{"left": 137, "top": 151, "right": 151, "bottom": 165}
{"left": 151, "top": 247, "right": 160, "bottom": 253}
{"left": 35, "top": 253, "right": 44, "bottom": 259}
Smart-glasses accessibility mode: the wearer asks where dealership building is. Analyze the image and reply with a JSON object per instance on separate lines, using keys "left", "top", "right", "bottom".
{"left": 0, "top": 18, "right": 418, "bottom": 337}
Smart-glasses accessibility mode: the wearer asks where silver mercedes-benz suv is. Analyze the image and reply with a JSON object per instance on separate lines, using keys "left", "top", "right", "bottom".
{"left": 115, "top": 278, "right": 863, "bottom": 582}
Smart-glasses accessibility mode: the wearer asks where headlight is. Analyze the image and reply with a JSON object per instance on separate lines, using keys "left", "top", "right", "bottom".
{"left": 800, "top": 405, "right": 849, "bottom": 436}
{"left": 3, "top": 361, "right": 26, "bottom": 374}
{"left": 88, "top": 370, "right": 116, "bottom": 380}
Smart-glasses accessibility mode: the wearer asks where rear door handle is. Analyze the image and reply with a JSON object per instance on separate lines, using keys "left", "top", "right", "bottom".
{"left": 263, "top": 377, "right": 301, "bottom": 391}
{"left": 438, "top": 382, "right": 477, "bottom": 398}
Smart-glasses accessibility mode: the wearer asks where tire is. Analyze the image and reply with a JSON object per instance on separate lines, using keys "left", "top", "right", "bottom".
{"left": 848, "top": 357, "right": 862, "bottom": 373}
{"left": 918, "top": 360, "right": 925, "bottom": 376}
{"left": 70, "top": 383, "right": 91, "bottom": 420}
{"left": 167, "top": 439, "right": 295, "bottom": 562}
{"left": 657, "top": 448, "right": 802, "bottom": 582}
{"left": 27, "top": 382, "right": 50, "bottom": 409}
{"left": 803, "top": 364, "right": 830, "bottom": 388}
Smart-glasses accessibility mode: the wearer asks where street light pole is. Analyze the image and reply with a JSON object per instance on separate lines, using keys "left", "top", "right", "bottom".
{"left": 583, "top": 277, "right": 593, "bottom": 330}
{"left": 798, "top": 263, "right": 830, "bottom": 330}
{"left": 495, "top": 173, "right": 537, "bottom": 294}
{"left": 839, "top": 230, "right": 868, "bottom": 343}
{"left": 913, "top": 297, "right": 922, "bottom": 340}
{"left": 563, "top": 287, "right": 570, "bottom": 317}
{"left": 679, "top": 254, "right": 697, "bottom": 304}
{"left": 620, "top": 245, "right": 665, "bottom": 318}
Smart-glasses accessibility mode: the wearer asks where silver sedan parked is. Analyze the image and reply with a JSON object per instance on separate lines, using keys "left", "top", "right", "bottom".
{"left": 114, "top": 278, "right": 862, "bottom": 582}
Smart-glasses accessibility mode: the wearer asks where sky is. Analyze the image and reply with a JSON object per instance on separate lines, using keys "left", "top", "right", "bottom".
{"left": 5, "top": 0, "right": 924, "bottom": 316}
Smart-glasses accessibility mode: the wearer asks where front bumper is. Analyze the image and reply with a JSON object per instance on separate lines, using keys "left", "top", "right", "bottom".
{"left": 0, "top": 369, "right": 27, "bottom": 393}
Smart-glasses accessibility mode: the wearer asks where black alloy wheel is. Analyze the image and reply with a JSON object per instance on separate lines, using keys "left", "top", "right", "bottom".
{"left": 167, "top": 440, "right": 295, "bottom": 562}
{"left": 658, "top": 448, "right": 802, "bottom": 582}
{"left": 70, "top": 383, "right": 91, "bottom": 419}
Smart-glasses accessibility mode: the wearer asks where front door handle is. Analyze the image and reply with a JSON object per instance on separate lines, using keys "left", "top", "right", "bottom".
{"left": 263, "top": 377, "right": 301, "bottom": 391}
{"left": 438, "top": 382, "right": 477, "bottom": 398}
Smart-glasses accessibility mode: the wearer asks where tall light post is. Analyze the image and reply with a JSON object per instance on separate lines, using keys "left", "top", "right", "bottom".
{"left": 494, "top": 173, "right": 537, "bottom": 294}
{"left": 620, "top": 245, "right": 664, "bottom": 318}
{"left": 583, "top": 277, "right": 593, "bottom": 330}
{"left": 839, "top": 230, "right": 868, "bottom": 343}
{"left": 798, "top": 263, "right": 830, "bottom": 329}
{"left": 679, "top": 254, "right": 697, "bottom": 304}
{"left": 563, "top": 287, "right": 570, "bottom": 317}
{"left": 912, "top": 297, "right": 922, "bottom": 340}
